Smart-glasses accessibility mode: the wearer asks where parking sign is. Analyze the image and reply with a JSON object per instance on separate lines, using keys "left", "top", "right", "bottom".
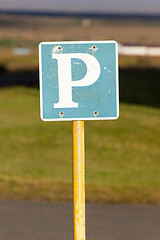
{"left": 39, "top": 41, "right": 119, "bottom": 121}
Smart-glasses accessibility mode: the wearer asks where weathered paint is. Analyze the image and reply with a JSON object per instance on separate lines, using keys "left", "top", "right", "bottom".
{"left": 39, "top": 41, "right": 119, "bottom": 121}
{"left": 73, "top": 121, "right": 85, "bottom": 240}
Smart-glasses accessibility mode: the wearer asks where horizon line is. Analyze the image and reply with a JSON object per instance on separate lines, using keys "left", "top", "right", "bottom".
{"left": 0, "top": 9, "right": 160, "bottom": 20}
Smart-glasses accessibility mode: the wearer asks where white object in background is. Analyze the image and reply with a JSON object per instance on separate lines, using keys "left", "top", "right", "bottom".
{"left": 12, "top": 48, "right": 31, "bottom": 55}
{"left": 118, "top": 44, "right": 160, "bottom": 56}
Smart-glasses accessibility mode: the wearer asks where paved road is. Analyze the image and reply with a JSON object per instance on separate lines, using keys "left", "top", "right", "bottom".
{"left": 0, "top": 201, "right": 160, "bottom": 240}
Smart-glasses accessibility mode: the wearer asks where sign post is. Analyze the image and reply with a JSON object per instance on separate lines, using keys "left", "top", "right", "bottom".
{"left": 73, "top": 121, "right": 85, "bottom": 240}
{"left": 39, "top": 40, "right": 119, "bottom": 240}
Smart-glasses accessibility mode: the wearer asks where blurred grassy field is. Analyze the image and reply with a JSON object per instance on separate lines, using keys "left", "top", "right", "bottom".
{"left": 0, "top": 50, "right": 160, "bottom": 71}
{"left": 0, "top": 15, "right": 160, "bottom": 44}
{"left": 0, "top": 87, "right": 160, "bottom": 204}
{"left": 0, "top": 14, "right": 160, "bottom": 70}
{"left": 0, "top": 14, "right": 160, "bottom": 204}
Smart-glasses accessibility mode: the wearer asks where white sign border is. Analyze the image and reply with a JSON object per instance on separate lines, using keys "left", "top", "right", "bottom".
{"left": 39, "top": 40, "right": 119, "bottom": 121}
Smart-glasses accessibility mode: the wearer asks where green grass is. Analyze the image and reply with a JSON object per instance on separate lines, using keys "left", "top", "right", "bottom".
{"left": 1, "top": 48, "right": 160, "bottom": 71}
{"left": 0, "top": 38, "right": 38, "bottom": 48}
{"left": 0, "top": 87, "right": 160, "bottom": 204}
{"left": 119, "top": 56, "right": 160, "bottom": 68}
{"left": 0, "top": 52, "right": 38, "bottom": 70}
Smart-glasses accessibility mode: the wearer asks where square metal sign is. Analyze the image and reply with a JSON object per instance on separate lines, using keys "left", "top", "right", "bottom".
{"left": 39, "top": 41, "right": 119, "bottom": 121}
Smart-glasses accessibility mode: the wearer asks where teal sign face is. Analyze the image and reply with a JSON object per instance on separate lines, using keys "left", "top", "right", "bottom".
{"left": 39, "top": 41, "right": 119, "bottom": 121}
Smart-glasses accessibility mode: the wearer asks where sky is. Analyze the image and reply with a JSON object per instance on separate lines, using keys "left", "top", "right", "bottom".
{"left": 1, "top": 0, "right": 160, "bottom": 14}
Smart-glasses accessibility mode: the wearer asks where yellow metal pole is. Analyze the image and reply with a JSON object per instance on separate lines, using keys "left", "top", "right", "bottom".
{"left": 73, "top": 120, "right": 85, "bottom": 240}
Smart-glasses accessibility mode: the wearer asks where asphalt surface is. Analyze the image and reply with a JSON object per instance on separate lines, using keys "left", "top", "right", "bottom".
{"left": 0, "top": 201, "right": 160, "bottom": 240}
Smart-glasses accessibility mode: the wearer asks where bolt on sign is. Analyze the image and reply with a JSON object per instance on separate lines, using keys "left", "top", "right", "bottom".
{"left": 39, "top": 41, "right": 119, "bottom": 121}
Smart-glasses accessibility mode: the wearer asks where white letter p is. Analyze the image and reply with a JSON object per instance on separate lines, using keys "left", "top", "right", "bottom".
{"left": 52, "top": 53, "right": 101, "bottom": 108}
